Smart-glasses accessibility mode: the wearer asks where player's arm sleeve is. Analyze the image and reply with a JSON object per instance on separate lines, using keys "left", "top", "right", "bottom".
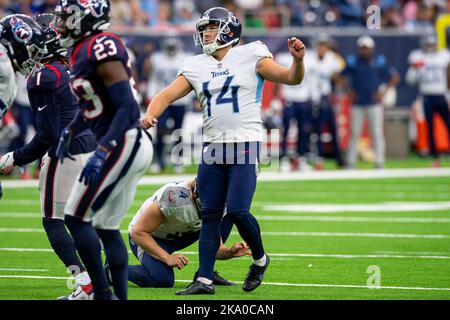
{"left": 158, "top": 187, "right": 175, "bottom": 219}
{"left": 253, "top": 41, "right": 274, "bottom": 62}
{"left": 176, "top": 58, "right": 195, "bottom": 88}
{"left": 91, "top": 36, "right": 140, "bottom": 150}
{"left": 96, "top": 78, "right": 140, "bottom": 150}
{"left": 13, "top": 90, "right": 60, "bottom": 166}
{"left": 157, "top": 186, "right": 191, "bottom": 218}
{"left": 405, "top": 66, "right": 418, "bottom": 86}
{"left": 66, "top": 109, "right": 89, "bottom": 137}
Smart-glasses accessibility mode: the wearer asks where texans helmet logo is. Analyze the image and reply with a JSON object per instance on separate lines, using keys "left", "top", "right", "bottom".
{"left": 10, "top": 17, "right": 33, "bottom": 43}
{"left": 77, "top": 0, "right": 108, "bottom": 18}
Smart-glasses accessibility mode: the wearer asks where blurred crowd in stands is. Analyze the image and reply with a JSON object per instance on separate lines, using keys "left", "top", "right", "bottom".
{"left": 1, "top": 0, "right": 450, "bottom": 30}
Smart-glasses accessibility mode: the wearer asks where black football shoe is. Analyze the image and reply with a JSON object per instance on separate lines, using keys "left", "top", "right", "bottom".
{"left": 193, "top": 270, "right": 236, "bottom": 286}
{"left": 242, "top": 255, "right": 270, "bottom": 292}
{"left": 175, "top": 280, "right": 215, "bottom": 295}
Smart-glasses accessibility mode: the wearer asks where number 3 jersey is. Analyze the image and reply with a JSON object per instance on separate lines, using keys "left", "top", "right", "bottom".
{"left": 128, "top": 181, "right": 201, "bottom": 240}
{"left": 178, "top": 41, "right": 273, "bottom": 143}
{"left": 69, "top": 32, "right": 140, "bottom": 144}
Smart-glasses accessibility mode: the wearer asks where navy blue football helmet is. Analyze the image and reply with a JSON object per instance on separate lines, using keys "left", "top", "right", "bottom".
{"left": 34, "top": 13, "right": 67, "bottom": 60}
{"left": 54, "top": 0, "right": 111, "bottom": 48}
{"left": 0, "top": 14, "right": 48, "bottom": 76}
{"left": 193, "top": 7, "right": 242, "bottom": 55}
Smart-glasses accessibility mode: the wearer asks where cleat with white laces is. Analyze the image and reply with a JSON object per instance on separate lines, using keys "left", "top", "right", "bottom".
{"left": 57, "top": 283, "right": 93, "bottom": 300}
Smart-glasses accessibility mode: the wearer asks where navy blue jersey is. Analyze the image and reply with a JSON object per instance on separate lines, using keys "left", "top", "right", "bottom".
{"left": 13, "top": 60, "right": 96, "bottom": 166}
{"left": 69, "top": 32, "right": 140, "bottom": 148}
{"left": 343, "top": 54, "right": 395, "bottom": 106}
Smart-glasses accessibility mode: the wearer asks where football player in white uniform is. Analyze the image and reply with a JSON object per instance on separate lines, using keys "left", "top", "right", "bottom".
{"left": 124, "top": 179, "right": 250, "bottom": 288}
{"left": 0, "top": 42, "right": 17, "bottom": 121}
{"left": 146, "top": 36, "right": 192, "bottom": 173}
{"left": 0, "top": 38, "right": 17, "bottom": 200}
{"left": 275, "top": 47, "right": 314, "bottom": 172}
{"left": 406, "top": 34, "right": 450, "bottom": 167}
{"left": 0, "top": 35, "right": 17, "bottom": 199}
{"left": 142, "top": 7, "right": 305, "bottom": 295}
{"left": 308, "top": 34, "right": 345, "bottom": 170}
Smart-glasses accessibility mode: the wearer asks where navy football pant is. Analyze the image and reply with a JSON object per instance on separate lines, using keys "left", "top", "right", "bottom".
{"left": 155, "top": 105, "right": 185, "bottom": 170}
{"left": 197, "top": 142, "right": 265, "bottom": 280}
{"left": 127, "top": 214, "right": 234, "bottom": 288}
{"left": 423, "top": 95, "right": 450, "bottom": 158}
{"left": 312, "top": 102, "right": 343, "bottom": 166}
{"left": 281, "top": 101, "right": 312, "bottom": 158}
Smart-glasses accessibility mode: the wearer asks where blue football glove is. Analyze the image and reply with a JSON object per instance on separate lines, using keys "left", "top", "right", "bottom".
{"left": 79, "top": 148, "right": 108, "bottom": 186}
{"left": 55, "top": 128, "right": 75, "bottom": 164}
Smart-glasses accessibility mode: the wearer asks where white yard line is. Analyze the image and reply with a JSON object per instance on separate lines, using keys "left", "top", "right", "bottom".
{"left": 254, "top": 215, "right": 450, "bottom": 223}
{"left": 0, "top": 274, "right": 449, "bottom": 292}
{"left": 0, "top": 268, "right": 49, "bottom": 272}
{"left": 252, "top": 231, "right": 450, "bottom": 239}
{"left": 0, "top": 275, "right": 67, "bottom": 280}
{"left": 0, "top": 228, "right": 448, "bottom": 239}
{"left": 262, "top": 202, "right": 450, "bottom": 213}
{"left": 2, "top": 247, "right": 450, "bottom": 260}
{"left": 375, "top": 251, "right": 450, "bottom": 255}
{"left": 2, "top": 168, "right": 450, "bottom": 189}
{"left": 3, "top": 212, "right": 450, "bottom": 224}
{"left": 177, "top": 251, "right": 450, "bottom": 260}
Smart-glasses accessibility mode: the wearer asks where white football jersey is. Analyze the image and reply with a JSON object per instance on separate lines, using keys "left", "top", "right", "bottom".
{"left": 128, "top": 181, "right": 201, "bottom": 240}
{"left": 178, "top": 41, "right": 273, "bottom": 143}
{"left": 308, "top": 50, "right": 343, "bottom": 102}
{"left": 148, "top": 50, "right": 193, "bottom": 106}
{"left": 276, "top": 50, "right": 313, "bottom": 103}
{"left": 0, "top": 43, "right": 17, "bottom": 120}
{"left": 406, "top": 49, "right": 450, "bottom": 95}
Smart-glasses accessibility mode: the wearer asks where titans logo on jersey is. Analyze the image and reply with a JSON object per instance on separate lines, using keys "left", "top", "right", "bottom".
{"left": 69, "top": 32, "right": 140, "bottom": 141}
{"left": 178, "top": 41, "right": 273, "bottom": 143}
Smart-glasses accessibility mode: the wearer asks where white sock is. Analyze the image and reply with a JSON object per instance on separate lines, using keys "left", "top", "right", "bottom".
{"left": 253, "top": 254, "right": 267, "bottom": 267}
{"left": 75, "top": 271, "right": 91, "bottom": 286}
{"left": 197, "top": 277, "right": 213, "bottom": 285}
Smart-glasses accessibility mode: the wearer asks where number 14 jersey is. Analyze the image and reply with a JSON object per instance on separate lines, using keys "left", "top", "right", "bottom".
{"left": 178, "top": 41, "right": 273, "bottom": 143}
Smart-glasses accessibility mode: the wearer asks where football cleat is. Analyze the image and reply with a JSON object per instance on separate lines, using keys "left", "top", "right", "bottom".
{"left": 175, "top": 280, "right": 215, "bottom": 295}
{"left": 193, "top": 270, "right": 236, "bottom": 286}
{"left": 57, "top": 283, "right": 93, "bottom": 300}
{"left": 242, "top": 255, "right": 270, "bottom": 292}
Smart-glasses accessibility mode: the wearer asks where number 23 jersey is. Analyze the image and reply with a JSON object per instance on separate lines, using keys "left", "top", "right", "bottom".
{"left": 69, "top": 32, "right": 140, "bottom": 141}
{"left": 178, "top": 41, "right": 273, "bottom": 143}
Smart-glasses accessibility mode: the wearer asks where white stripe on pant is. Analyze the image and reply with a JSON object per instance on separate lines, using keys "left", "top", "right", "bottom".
{"left": 39, "top": 153, "right": 91, "bottom": 219}
{"left": 64, "top": 128, "right": 153, "bottom": 230}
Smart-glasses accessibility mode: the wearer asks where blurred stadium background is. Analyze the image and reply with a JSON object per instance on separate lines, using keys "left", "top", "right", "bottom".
{"left": 1, "top": 0, "right": 450, "bottom": 300}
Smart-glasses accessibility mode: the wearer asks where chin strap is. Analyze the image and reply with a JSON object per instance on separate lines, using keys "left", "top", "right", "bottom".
{"left": 203, "top": 39, "right": 237, "bottom": 55}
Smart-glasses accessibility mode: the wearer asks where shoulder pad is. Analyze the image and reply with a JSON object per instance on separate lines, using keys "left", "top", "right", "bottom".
{"left": 87, "top": 33, "right": 127, "bottom": 65}
{"left": 28, "top": 65, "right": 63, "bottom": 91}
{"left": 159, "top": 185, "right": 193, "bottom": 216}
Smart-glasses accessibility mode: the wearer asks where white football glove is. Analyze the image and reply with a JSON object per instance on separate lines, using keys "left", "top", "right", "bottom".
{"left": 0, "top": 151, "right": 14, "bottom": 174}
